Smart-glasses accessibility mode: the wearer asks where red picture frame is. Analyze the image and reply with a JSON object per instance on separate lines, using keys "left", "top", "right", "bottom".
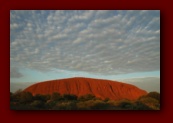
{"left": 1, "top": 0, "right": 171, "bottom": 123}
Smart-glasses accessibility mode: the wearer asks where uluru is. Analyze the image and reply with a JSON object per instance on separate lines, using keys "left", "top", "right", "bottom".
{"left": 24, "top": 77, "right": 147, "bottom": 101}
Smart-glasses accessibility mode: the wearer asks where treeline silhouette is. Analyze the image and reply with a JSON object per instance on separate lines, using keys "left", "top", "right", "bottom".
{"left": 10, "top": 90, "right": 160, "bottom": 110}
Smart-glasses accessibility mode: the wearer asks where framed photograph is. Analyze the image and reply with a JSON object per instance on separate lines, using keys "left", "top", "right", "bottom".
{"left": 10, "top": 10, "right": 160, "bottom": 110}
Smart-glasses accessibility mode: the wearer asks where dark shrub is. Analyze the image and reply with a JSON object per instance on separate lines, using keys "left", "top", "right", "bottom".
{"left": 51, "top": 92, "right": 61, "bottom": 101}
{"left": 63, "top": 94, "right": 77, "bottom": 101}
{"left": 147, "top": 92, "right": 160, "bottom": 103}
{"left": 19, "top": 92, "right": 33, "bottom": 104}
{"left": 78, "top": 94, "right": 96, "bottom": 101}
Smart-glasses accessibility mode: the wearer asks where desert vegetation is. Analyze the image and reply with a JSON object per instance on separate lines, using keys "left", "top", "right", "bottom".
{"left": 10, "top": 90, "right": 160, "bottom": 110}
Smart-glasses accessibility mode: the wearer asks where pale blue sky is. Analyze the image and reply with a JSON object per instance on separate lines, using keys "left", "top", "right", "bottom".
{"left": 10, "top": 67, "right": 160, "bottom": 83}
{"left": 10, "top": 10, "right": 160, "bottom": 83}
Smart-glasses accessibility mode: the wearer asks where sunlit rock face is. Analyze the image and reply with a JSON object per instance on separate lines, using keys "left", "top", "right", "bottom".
{"left": 24, "top": 77, "right": 147, "bottom": 100}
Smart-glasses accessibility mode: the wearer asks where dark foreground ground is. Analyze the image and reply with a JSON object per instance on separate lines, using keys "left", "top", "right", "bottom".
{"left": 10, "top": 91, "right": 160, "bottom": 110}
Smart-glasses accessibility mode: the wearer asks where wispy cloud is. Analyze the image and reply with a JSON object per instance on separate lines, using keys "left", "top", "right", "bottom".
{"left": 10, "top": 10, "right": 160, "bottom": 77}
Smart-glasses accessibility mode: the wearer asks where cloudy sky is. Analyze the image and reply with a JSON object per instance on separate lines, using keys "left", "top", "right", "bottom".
{"left": 10, "top": 10, "right": 160, "bottom": 83}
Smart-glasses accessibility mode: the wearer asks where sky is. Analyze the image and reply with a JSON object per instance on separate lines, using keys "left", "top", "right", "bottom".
{"left": 10, "top": 10, "right": 160, "bottom": 83}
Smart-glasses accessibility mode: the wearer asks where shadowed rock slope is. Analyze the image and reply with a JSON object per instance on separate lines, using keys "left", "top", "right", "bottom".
{"left": 24, "top": 77, "right": 147, "bottom": 100}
